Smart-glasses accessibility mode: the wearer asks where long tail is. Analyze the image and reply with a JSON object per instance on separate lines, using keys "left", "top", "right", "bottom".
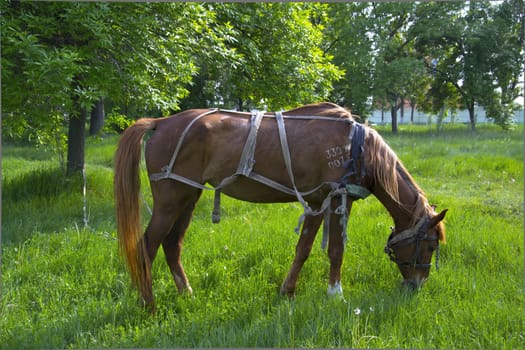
{"left": 114, "top": 118, "right": 157, "bottom": 303}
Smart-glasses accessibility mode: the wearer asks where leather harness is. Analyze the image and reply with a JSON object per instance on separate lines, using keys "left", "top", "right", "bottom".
{"left": 149, "top": 109, "right": 371, "bottom": 248}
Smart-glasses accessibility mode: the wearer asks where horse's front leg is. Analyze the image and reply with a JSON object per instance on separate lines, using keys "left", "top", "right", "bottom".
{"left": 327, "top": 198, "right": 353, "bottom": 298}
{"left": 280, "top": 213, "right": 323, "bottom": 297}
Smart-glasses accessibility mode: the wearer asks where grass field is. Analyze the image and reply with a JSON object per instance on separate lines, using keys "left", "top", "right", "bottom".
{"left": 1, "top": 123, "right": 524, "bottom": 349}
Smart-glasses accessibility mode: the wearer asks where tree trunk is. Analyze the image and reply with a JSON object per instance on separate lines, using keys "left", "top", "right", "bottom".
{"left": 67, "top": 107, "right": 87, "bottom": 176}
{"left": 237, "top": 97, "right": 244, "bottom": 111}
{"left": 400, "top": 99, "right": 404, "bottom": 123}
{"left": 437, "top": 105, "right": 445, "bottom": 134}
{"left": 410, "top": 102, "right": 415, "bottom": 123}
{"left": 89, "top": 97, "right": 105, "bottom": 136}
{"left": 391, "top": 105, "right": 398, "bottom": 135}
{"left": 467, "top": 102, "right": 476, "bottom": 132}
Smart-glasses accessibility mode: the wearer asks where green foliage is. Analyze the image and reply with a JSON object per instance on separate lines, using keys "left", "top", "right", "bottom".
{"left": 182, "top": 3, "right": 343, "bottom": 111}
{"left": 410, "top": 0, "right": 524, "bottom": 130}
{"left": 1, "top": 1, "right": 233, "bottom": 121}
{"left": 103, "top": 109, "right": 134, "bottom": 135}
{"left": 1, "top": 126, "right": 524, "bottom": 349}
{"left": 1, "top": 1, "right": 239, "bottom": 173}
{"left": 323, "top": 0, "right": 523, "bottom": 130}
{"left": 1, "top": 1, "right": 522, "bottom": 175}
{"left": 325, "top": 2, "right": 375, "bottom": 115}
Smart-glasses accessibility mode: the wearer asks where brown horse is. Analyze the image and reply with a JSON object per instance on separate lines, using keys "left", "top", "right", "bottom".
{"left": 114, "top": 102, "right": 447, "bottom": 311}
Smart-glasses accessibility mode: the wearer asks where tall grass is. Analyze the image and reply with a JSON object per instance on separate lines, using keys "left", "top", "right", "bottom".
{"left": 1, "top": 125, "right": 523, "bottom": 349}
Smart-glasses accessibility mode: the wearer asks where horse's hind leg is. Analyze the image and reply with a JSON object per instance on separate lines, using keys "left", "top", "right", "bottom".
{"left": 141, "top": 183, "right": 200, "bottom": 309}
{"left": 280, "top": 213, "right": 323, "bottom": 296}
{"left": 161, "top": 191, "right": 202, "bottom": 294}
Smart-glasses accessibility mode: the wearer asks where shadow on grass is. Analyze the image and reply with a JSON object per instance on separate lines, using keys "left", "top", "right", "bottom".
{"left": 3, "top": 167, "right": 83, "bottom": 203}
{"left": 2, "top": 167, "right": 88, "bottom": 244}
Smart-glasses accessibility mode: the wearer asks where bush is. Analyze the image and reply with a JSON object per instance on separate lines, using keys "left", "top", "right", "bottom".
{"left": 103, "top": 109, "right": 134, "bottom": 134}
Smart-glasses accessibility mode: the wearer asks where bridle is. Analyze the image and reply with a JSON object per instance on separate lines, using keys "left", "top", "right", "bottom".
{"left": 384, "top": 217, "right": 440, "bottom": 270}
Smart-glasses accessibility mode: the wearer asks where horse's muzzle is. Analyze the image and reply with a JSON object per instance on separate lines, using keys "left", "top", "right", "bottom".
{"left": 402, "top": 277, "right": 426, "bottom": 290}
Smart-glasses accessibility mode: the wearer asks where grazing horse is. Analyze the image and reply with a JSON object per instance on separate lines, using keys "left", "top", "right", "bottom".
{"left": 114, "top": 102, "right": 447, "bottom": 311}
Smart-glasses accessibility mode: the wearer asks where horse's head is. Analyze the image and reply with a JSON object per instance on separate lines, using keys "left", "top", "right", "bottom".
{"left": 384, "top": 209, "right": 447, "bottom": 289}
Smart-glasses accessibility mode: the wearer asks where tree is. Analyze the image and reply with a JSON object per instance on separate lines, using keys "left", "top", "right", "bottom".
{"left": 411, "top": 0, "right": 524, "bottom": 131}
{"left": 89, "top": 98, "right": 105, "bottom": 136}
{"left": 181, "top": 2, "right": 343, "bottom": 111}
{"left": 325, "top": 2, "right": 430, "bottom": 132}
{"left": 479, "top": 0, "right": 524, "bottom": 129}
{"left": 1, "top": 1, "right": 235, "bottom": 174}
{"left": 324, "top": 2, "right": 375, "bottom": 116}
{"left": 368, "top": 2, "right": 429, "bottom": 134}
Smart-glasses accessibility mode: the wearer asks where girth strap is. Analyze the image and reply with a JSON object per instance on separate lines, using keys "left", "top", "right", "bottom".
{"left": 236, "top": 111, "right": 265, "bottom": 176}
{"left": 210, "top": 111, "right": 264, "bottom": 223}
{"left": 275, "top": 111, "right": 312, "bottom": 216}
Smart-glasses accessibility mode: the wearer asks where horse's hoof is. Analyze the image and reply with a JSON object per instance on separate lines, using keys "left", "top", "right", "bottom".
{"left": 140, "top": 299, "right": 156, "bottom": 315}
{"left": 279, "top": 285, "right": 296, "bottom": 298}
{"left": 147, "top": 304, "right": 157, "bottom": 315}
{"left": 327, "top": 281, "right": 343, "bottom": 297}
{"left": 184, "top": 285, "right": 194, "bottom": 295}
{"left": 177, "top": 285, "right": 194, "bottom": 298}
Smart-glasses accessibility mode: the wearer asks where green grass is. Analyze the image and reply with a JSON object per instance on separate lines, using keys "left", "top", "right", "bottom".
{"left": 1, "top": 124, "right": 524, "bottom": 349}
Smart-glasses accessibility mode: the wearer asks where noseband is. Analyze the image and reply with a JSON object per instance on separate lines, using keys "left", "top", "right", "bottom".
{"left": 384, "top": 217, "right": 440, "bottom": 270}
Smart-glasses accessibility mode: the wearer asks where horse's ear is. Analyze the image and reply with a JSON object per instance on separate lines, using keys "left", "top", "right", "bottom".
{"left": 429, "top": 209, "right": 448, "bottom": 227}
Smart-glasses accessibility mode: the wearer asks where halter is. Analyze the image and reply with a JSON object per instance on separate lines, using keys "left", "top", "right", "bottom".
{"left": 384, "top": 217, "right": 440, "bottom": 270}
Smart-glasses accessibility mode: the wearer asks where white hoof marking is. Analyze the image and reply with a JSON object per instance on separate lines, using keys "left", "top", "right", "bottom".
{"left": 327, "top": 281, "right": 343, "bottom": 296}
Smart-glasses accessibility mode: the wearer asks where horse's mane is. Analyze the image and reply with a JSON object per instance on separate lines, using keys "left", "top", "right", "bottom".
{"left": 366, "top": 128, "right": 446, "bottom": 242}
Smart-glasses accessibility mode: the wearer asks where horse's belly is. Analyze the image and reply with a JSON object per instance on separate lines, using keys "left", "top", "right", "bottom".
{"left": 209, "top": 175, "right": 337, "bottom": 205}
{"left": 210, "top": 177, "right": 297, "bottom": 203}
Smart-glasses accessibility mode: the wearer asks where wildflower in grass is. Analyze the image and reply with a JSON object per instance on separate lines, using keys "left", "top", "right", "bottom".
{"left": 354, "top": 307, "right": 361, "bottom": 316}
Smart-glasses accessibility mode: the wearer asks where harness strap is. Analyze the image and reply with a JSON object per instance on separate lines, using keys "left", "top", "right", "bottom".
{"left": 148, "top": 109, "right": 362, "bottom": 242}
{"left": 150, "top": 171, "right": 213, "bottom": 189}
{"left": 236, "top": 111, "right": 265, "bottom": 176}
{"left": 318, "top": 186, "right": 349, "bottom": 248}
{"left": 320, "top": 187, "right": 352, "bottom": 250}
{"left": 162, "top": 109, "right": 219, "bottom": 177}
{"left": 384, "top": 217, "right": 440, "bottom": 270}
{"left": 249, "top": 172, "right": 318, "bottom": 196}
{"left": 274, "top": 111, "right": 348, "bottom": 237}
{"left": 341, "top": 123, "right": 367, "bottom": 186}
{"left": 214, "top": 111, "right": 265, "bottom": 188}
{"left": 206, "top": 108, "right": 355, "bottom": 124}
{"left": 209, "top": 111, "right": 265, "bottom": 222}
{"left": 212, "top": 190, "right": 221, "bottom": 223}
{"left": 275, "top": 111, "right": 312, "bottom": 216}
{"left": 387, "top": 217, "right": 428, "bottom": 246}
{"left": 320, "top": 122, "right": 369, "bottom": 249}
